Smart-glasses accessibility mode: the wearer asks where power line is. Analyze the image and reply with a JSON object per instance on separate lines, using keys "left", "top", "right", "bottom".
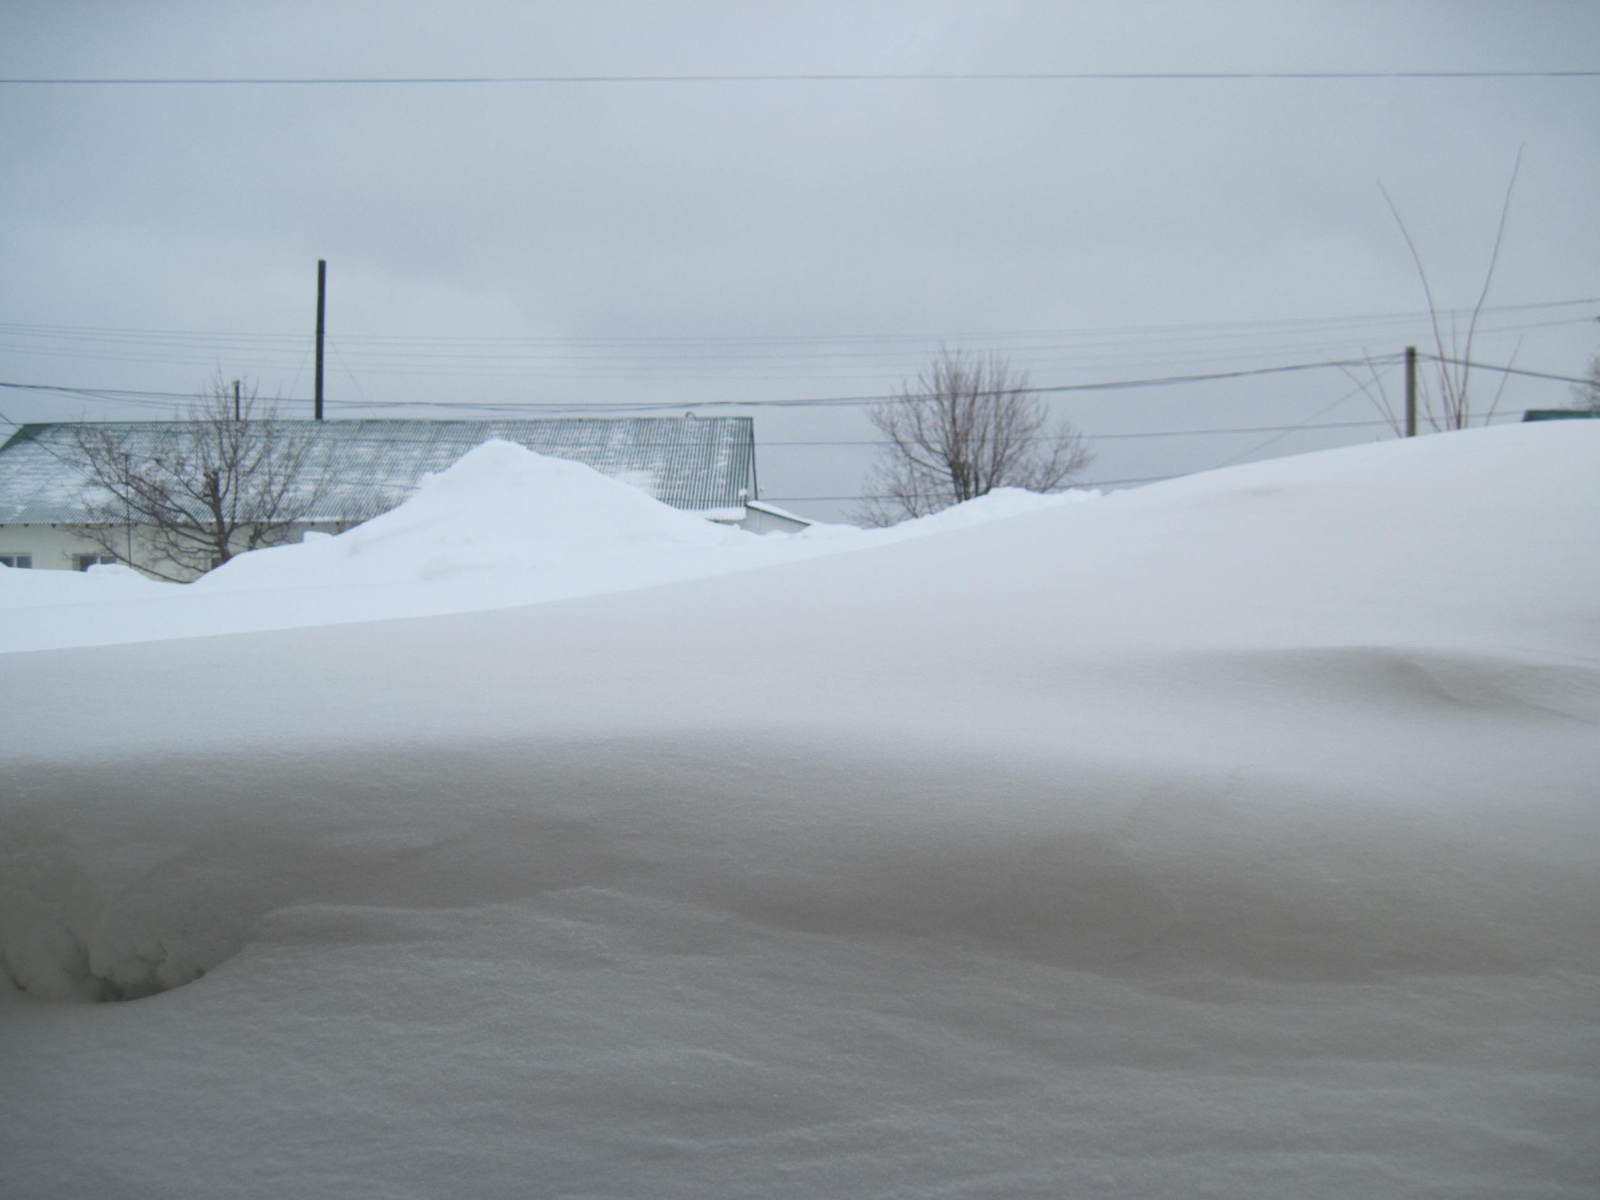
{"left": 0, "top": 327, "right": 1572, "bottom": 373}
{"left": 3, "top": 70, "right": 1597, "bottom": 86}
{"left": 1, "top": 297, "right": 1591, "bottom": 346}
{"left": 0, "top": 374, "right": 1429, "bottom": 451}
{"left": 0, "top": 300, "right": 1587, "bottom": 396}
{"left": 1, "top": 314, "right": 1587, "bottom": 393}
{"left": 762, "top": 418, "right": 1397, "bottom": 447}
{"left": 1420, "top": 355, "right": 1593, "bottom": 386}
{"left": 8, "top": 352, "right": 1576, "bottom": 416}
{"left": 3, "top": 356, "right": 1393, "bottom": 413}
{"left": 1213, "top": 374, "right": 1378, "bottom": 469}
{"left": 764, "top": 476, "right": 1184, "bottom": 503}
{"left": 9, "top": 352, "right": 1587, "bottom": 419}
{"left": 1, "top": 351, "right": 1577, "bottom": 435}
{"left": 337, "top": 356, "right": 1410, "bottom": 410}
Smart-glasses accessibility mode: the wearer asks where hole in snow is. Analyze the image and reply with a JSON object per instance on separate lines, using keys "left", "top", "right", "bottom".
{"left": 1, "top": 831, "right": 251, "bottom": 1005}
{"left": 1, "top": 929, "right": 213, "bottom": 1003}
{"left": 1, "top": 907, "right": 239, "bottom": 1004}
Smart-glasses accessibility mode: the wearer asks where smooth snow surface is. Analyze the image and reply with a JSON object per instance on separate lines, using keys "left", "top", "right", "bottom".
{"left": 3, "top": 424, "right": 1597, "bottom": 1199}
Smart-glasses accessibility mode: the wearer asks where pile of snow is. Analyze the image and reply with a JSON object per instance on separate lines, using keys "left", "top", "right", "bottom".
{"left": 2, "top": 423, "right": 1596, "bottom": 1199}
{"left": 204, "top": 439, "right": 742, "bottom": 588}
{"left": 0, "top": 441, "right": 1100, "bottom": 653}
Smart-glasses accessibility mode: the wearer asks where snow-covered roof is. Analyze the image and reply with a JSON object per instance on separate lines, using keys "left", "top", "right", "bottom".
{"left": 0, "top": 416, "right": 756, "bottom": 524}
{"left": 743, "top": 499, "right": 812, "bottom": 526}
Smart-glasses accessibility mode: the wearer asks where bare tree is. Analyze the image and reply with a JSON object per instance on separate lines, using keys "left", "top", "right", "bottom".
{"left": 855, "top": 350, "right": 1093, "bottom": 526}
{"left": 1572, "top": 353, "right": 1600, "bottom": 413}
{"left": 67, "top": 376, "right": 329, "bottom": 581}
{"left": 1375, "top": 148, "right": 1523, "bottom": 433}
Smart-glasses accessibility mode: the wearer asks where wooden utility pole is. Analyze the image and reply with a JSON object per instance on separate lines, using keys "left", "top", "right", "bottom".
{"left": 232, "top": 378, "right": 241, "bottom": 421}
{"left": 314, "top": 259, "right": 327, "bottom": 421}
{"left": 1401, "top": 345, "right": 1414, "bottom": 438}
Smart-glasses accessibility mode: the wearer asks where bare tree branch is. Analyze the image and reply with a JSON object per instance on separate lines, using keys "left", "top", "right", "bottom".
{"left": 1380, "top": 151, "right": 1523, "bottom": 432}
{"left": 1341, "top": 357, "right": 1403, "bottom": 437}
{"left": 1571, "top": 353, "right": 1600, "bottom": 413}
{"left": 1459, "top": 146, "right": 1523, "bottom": 423}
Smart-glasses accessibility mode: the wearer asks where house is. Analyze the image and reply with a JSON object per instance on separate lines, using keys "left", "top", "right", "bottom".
{"left": 0, "top": 416, "right": 808, "bottom": 578}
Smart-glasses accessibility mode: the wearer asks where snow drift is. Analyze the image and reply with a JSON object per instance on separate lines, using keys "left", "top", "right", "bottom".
{"left": 0, "top": 440, "right": 1096, "bottom": 652}
{"left": 2, "top": 423, "right": 1597, "bottom": 1199}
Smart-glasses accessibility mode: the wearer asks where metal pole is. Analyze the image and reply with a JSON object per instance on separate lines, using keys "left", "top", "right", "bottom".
{"left": 1401, "top": 345, "right": 1414, "bottom": 438}
{"left": 314, "top": 259, "right": 326, "bottom": 421}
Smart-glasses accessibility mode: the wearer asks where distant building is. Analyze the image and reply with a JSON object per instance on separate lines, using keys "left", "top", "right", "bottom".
{"left": 0, "top": 416, "right": 808, "bottom": 577}
{"left": 1521, "top": 409, "right": 1598, "bottom": 421}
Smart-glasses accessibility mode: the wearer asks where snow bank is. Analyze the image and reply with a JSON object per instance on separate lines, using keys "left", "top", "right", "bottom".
{"left": 0, "top": 440, "right": 1099, "bottom": 652}
{"left": 0, "top": 559, "right": 176, "bottom": 603}
{"left": 2, "top": 423, "right": 1596, "bottom": 1198}
{"left": 868, "top": 482, "right": 1100, "bottom": 534}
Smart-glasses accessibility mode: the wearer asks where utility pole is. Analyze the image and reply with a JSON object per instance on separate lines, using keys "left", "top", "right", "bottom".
{"left": 1401, "top": 345, "right": 1414, "bottom": 438}
{"left": 314, "top": 259, "right": 327, "bottom": 421}
{"left": 123, "top": 452, "right": 133, "bottom": 565}
{"left": 232, "top": 378, "right": 241, "bottom": 421}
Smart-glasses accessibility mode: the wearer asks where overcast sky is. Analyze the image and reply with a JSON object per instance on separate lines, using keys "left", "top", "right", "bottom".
{"left": 2, "top": 0, "right": 1596, "bottom": 520}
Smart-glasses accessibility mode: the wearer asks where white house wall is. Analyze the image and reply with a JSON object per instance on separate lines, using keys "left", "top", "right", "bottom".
{"left": 0, "top": 524, "right": 127, "bottom": 572}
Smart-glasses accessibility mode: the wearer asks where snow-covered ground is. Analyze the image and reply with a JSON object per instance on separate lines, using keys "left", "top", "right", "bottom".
{"left": 3, "top": 423, "right": 1597, "bottom": 1199}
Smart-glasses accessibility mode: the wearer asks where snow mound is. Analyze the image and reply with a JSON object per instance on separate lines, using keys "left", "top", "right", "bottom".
{"left": 199, "top": 438, "right": 739, "bottom": 590}
{"left": 0, "top": 441, "right": 1097, "bottom": 651}
{"left": 0, "top": 559, "right": 177, "bottom": 604}
{"left": 872, "top": 483, "right": 1099, "bottom": 535}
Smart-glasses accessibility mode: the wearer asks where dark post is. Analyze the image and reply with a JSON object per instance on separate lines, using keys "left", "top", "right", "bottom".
{"left": 314, "top": 259, "right": 327, "bottom": 421}
{"left": 123, "top": 452, "right": 133, "bottom": 564}
{"left": 1401, "top": 345, "right": 1414, "bottom": 438}
{"left": 232, "top": 378, "right": 241, "bottom": 421}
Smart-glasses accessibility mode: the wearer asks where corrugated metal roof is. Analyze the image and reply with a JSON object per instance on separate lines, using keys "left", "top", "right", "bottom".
{"left": 0, "top": 417, "right": 756, "bottom": 525}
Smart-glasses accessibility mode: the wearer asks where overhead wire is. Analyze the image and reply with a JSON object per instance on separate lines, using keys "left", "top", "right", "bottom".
{"left": 0, "top": 298, "right": 1586, "bottom": 351}
{"left": 762, "top": 475, "right": 1185, "bottom": 504}
{"left": 1418, "top": 355, "right": 1595, "bottom": 386}
{"left": 0, "top": 310, "right": 1580, "bottom": 395}
{"left": 1213, "top": 375, "right": 1381, "bottom": 469}
{"left": 3, "top": 70, "right": 1597, "bottom": 86}
{"left": 0, "top": 298, "right": 1588, "bottom": 414}
{"left": 1, "top": 348, "right": 1582, "bottom": 496}
{"left": 3, "top": 355, "right": 1401, "bottom": 413}
{"left": 4, "top": 348, "right": 1585, "bottom": 413}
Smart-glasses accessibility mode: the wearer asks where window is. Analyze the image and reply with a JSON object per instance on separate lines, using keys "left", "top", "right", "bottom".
{"left": 74, "top": 553, "right": 118, "bottom": 572}
{"left": 0, "top": 553, "right": 32, "bottom": 569}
